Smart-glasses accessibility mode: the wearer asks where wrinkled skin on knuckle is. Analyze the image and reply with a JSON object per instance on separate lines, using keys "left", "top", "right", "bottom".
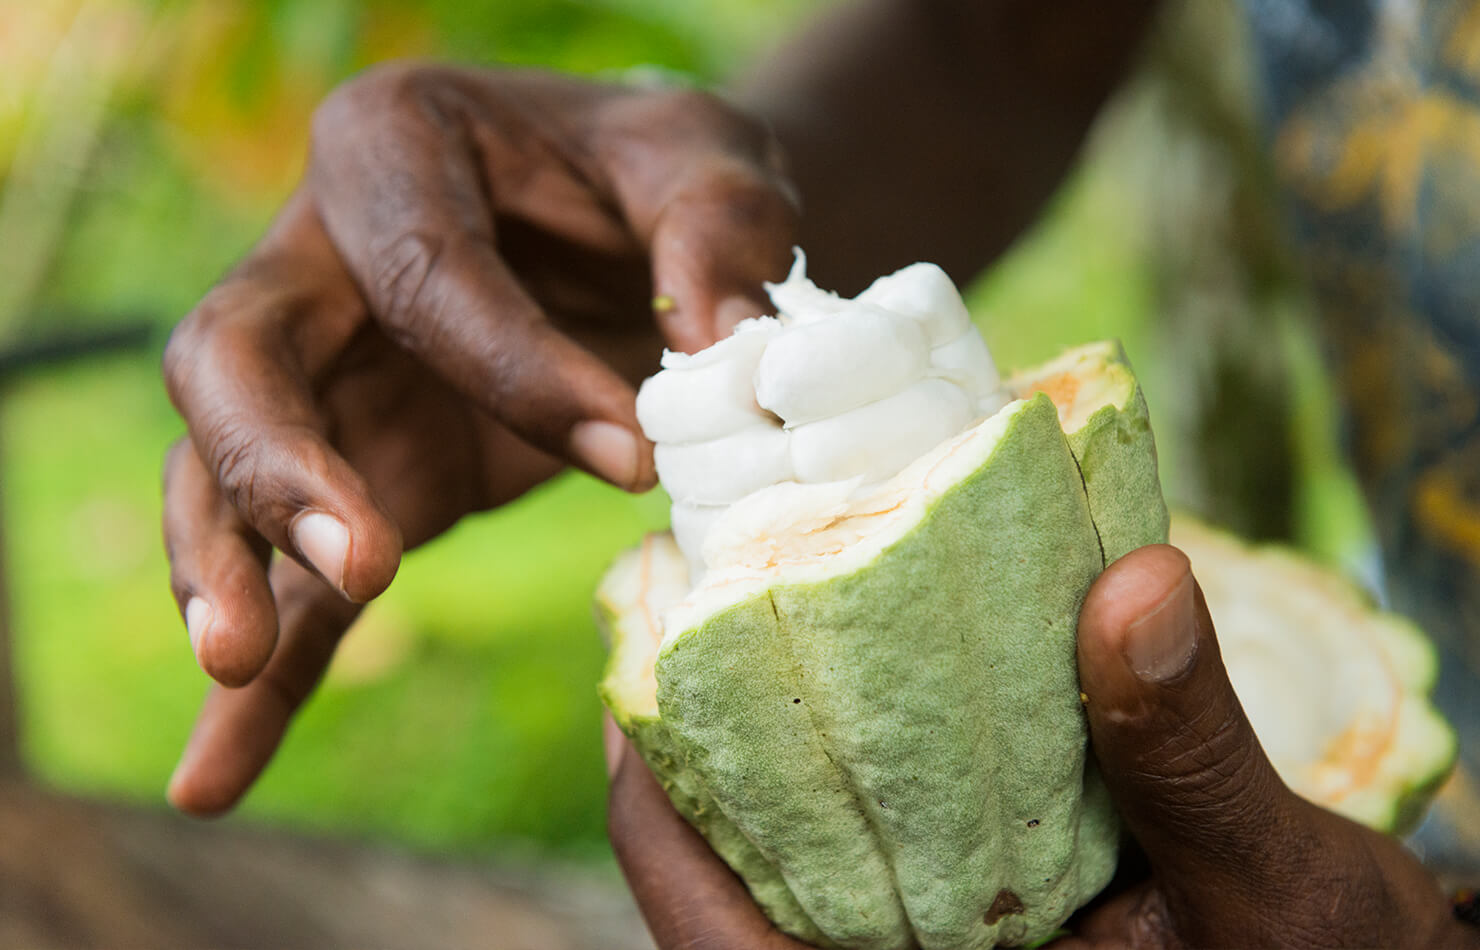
{"left": 368, "top": 228, "right": 445, "bottom": 342}
{"left": 1122, "top": 701, "right": 1279, "bottom": 839}
{"left": 166, "top": 278, "right": 277, "bottom": 407}
{"left": 1144, "top": 714, "right": 1264, "bottom": 803}
{"left": 363, "top": 232, "right": 522, "bottom": 400}
{"left": 204, "top": 417, "right": 268, "bottom": 521}
{"left": 205, "top": 422, "right": 329, "bottom": 537}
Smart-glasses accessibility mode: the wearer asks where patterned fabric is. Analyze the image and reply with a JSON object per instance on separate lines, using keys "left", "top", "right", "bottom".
{"left": 1242, "top": 0, "right": 1480, "bottom": 877}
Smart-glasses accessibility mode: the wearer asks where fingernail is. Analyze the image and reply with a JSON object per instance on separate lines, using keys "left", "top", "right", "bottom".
{"left": 1123, "top": 570, "right": 1197, "bottom": 681}
{"left": 185, "top": 596, "right": 212, "bottom": 656}
{"left": 291, "top": 512, "right": 349, "bottom": 592}
{"left": 570, "top": 420, "right": 645, "bottom": 491}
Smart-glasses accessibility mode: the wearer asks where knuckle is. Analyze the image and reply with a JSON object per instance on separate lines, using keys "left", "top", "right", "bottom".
{"left": 665, "top": 88, "right": 771, "bottom": 153}
{"left": 207, "top": 417, "right": 266, "bottom": 516}
{"left": 618, "top": 85, "right": 769, "bottom": 156}
{"left": 164, "top": 279, "right": 266, "bottom": 408}
{"left": 162, "top": 309, "right": 210, "bottom": 408}
{"left": 1152, "top": 701, "right": 1251, "bottom": 779}
{"left": 649, "top": 86, "right": 731, "bottom": 122}
{"left": 1123, "top": 889, "right": 1179, "bottom": 949}
{"left": 209, "top": 421, "right": 331, "bottom": 525}
{"left": 1132, "top": 706, "right": 1279, "bottom": 832}
{"left": 368, "top": 229, "right": 446, "bottom": 340}
{"left": 312, "top": 61, "right": 454, "bottom": 150}
{"left": 313, "top": 62, "right": 411, "bottom": 132}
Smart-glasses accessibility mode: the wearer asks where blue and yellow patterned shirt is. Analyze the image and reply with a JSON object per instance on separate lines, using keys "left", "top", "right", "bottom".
{"left": 1244, "top": 0, "right": 1480, "bottom": 877}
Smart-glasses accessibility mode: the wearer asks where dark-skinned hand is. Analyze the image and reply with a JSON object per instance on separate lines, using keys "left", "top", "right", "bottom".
{"left": 161, "top": 65, "right": 796, "bottom": 815}
{"left": 607, "top": 545, "right": 1478, "bottom": 949}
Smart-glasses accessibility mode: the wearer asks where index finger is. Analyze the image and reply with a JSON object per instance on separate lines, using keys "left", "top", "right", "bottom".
{"left": 162, "top": 193, "right": 404, "bottom": 603}
{"left": 307, "top": 65, "right": 655, "bottom": 491}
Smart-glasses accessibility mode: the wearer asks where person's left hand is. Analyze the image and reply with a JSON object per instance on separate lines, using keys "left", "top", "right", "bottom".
{"left": 606, "top": 545, "right": 1475, "bottom": 949}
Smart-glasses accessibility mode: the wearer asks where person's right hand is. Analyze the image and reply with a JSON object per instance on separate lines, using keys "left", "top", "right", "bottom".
{"left": 161, "top": 64, "right": 797, "bottom": 816}
{"left": 608, "top": 545, "right": 1476, "bottom": 949}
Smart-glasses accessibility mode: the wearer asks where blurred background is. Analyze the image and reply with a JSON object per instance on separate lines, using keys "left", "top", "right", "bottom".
{"left": 0, "top": 0, "right": 1371, "bottom": 946}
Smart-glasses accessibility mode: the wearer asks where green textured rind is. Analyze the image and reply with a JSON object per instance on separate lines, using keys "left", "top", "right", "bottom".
{"left": 596, "top": 599, "right": 832, "bottom": 947}
{"left": 655, "top": 396, "right": 1118, "bottom": 950}
{"left": 1067, "top": 345, "right": 1169, "bottom": 560}
{"left": 1039, "top": 341, "right": 1171, "bottom": 560}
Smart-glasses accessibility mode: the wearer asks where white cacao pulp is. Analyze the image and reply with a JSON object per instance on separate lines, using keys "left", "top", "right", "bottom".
{"left": 635, "top": 250, "right": 1011, "bottom": 584}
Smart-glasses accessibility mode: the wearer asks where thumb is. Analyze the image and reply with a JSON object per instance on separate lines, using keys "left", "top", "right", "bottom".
{"left": 1077, "top": 544, "right": 1313, "bottom": 933}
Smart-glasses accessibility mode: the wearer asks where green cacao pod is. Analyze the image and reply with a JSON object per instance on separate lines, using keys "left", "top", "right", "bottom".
{"left": 601, "top": 322, "right": 1167, "bottom": 949}
{"left": 598, "top": 239, "right": 1455, "bottom": 946}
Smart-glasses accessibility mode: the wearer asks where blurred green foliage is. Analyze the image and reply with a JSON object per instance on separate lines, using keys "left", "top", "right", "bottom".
{"left": 2, "top": 0, "right": 823, "bottom": 857}
{"left": 3, "top": 0, "right": 893, "bottom": 859}
{"left": 1, "top": 0, "right": 1371, "bottom": 859}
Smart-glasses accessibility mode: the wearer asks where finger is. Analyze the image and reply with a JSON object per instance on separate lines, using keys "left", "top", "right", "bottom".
{"left": 603, "top": 711, "right": 626, "bottom": 778}
{"left": 1076, "top": 545, "right": 1310, "bottom": 936}
{"left": 1063, "top": 883, "right": 1173, "bottom": 949}
{"left": 168, "top": 557, "right": 360, "bottom": 816}
{"left": 163, "top": 195, "right": 404, "bottom": 602}
{"left": 607, "top": 744, "right": 806, "bottom": 950}
{"left": 308, "top": 67, "right": 654, "bottom": 492}
{"left": 644, "top": 161, "right": 798, "bottom": 352}
{"left": 162, "top": 440, "right": 277, "bottom": 687}
{"left": 598, "top": 89, "right": 799, "bottom": 352}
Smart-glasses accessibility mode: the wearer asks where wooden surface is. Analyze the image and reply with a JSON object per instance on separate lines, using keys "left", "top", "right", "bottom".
{"left": 0, "top": 778, "right": 654, "bottom": 949}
